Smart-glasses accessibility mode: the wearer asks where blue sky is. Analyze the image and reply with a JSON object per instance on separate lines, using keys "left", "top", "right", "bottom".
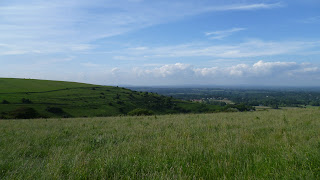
{"left": 1, "top": 0, "right": 320, "bottom": 86}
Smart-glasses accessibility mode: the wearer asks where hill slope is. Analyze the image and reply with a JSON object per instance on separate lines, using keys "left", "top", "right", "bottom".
{"left": 0, "top": 78, "right": 96, "bottom": 93}
{"left": 0, "top": 78, "right": 229, "bottom": 119}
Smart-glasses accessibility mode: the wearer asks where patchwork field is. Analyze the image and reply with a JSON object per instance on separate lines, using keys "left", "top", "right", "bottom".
{"left": 1, "top": 108, "right": 320, "bottom": 179}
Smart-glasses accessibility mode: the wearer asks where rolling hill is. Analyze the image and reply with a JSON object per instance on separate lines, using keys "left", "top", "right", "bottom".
{"left": 0, "top": 78, "right": 230, "bottom": 119}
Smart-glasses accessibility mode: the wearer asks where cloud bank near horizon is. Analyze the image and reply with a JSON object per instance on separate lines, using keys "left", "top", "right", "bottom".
{"left": 2, "top": 60, "right": 319, "bottom": 86}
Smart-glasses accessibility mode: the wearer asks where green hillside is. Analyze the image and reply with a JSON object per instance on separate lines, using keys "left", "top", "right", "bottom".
{"left": 0, "top": 78, "right": 233, "bottom": 119}
{"left": 0, "top": 78, "right": 96, "bottom": 93}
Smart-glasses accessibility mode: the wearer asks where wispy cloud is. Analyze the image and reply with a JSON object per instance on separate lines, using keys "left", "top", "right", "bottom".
{"left": 0, "top": 0, "right": 284, "bottom": 55}
{"left": 112, "top": 39, "right": 320, "bottom": 60}
{"left": 213, "top": 2, "right": 284, "bottom": 11}
{"left": 299, "top": 16, "right": 320, "bottom": 24}
{"left": 81, "top": 62, "right": 101, "bottom": 68}
{"left": 205, "top": 28, "right": 246, "bottom": 40}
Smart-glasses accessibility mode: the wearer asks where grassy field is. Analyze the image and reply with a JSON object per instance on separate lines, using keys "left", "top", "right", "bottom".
{"left": 0, "top": 78, "right": 96, "bottom": 93}
{"left": 1, "top": 108, "right": 320, "bottom": 179}
{"left": 0, "top": 78, "right": 224, "bottom": 119}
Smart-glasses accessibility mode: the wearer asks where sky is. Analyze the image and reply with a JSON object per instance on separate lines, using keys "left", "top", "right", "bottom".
{"left": 1, "top": 0, "right": 320, "bottom": 86}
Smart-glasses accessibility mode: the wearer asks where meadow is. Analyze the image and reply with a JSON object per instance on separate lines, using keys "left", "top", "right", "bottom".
{"left": 1, "top": 108, "right": 320, "bottom": 179}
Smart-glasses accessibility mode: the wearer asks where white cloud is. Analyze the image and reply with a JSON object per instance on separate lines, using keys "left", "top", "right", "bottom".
{"left": 205, "top": 28, "right": 246, "bottom": 40}
{"left": 2, "top": 60, "right": 319, "bottom": 86}
{"left": 227, "top": 64, "right": 250, "bottom": 76}
{"left": 194, "top": 67, "right": 219, "bottom": 76}
{"left": 251, "top": 61, "right": 298, "bottom": 74}
{"left": 145, "top": 63, "right": 192, "bottom": 77}
{"left": 135, "top": 60, "right": 320, "bottom": 80}
{"left": 111, "top": 67, "right": 120, "bottom": 75}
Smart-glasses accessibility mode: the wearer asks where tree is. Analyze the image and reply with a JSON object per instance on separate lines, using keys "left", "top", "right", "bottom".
{"left": 11, "top": 107, "right": 40, "bottom": 119}
{"left": 128, "top": 108, "right": 154, "bottom": 116}
{"left": 21, "top": 98, "right": 32, "bottom": 104}
{"left": 271, "top": 104, "right": 279, "bottom": 109}
{"left": 2, "top": 100, "right": 10, "bottom": 104}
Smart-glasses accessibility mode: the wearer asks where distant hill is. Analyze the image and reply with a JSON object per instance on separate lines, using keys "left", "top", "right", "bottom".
{"left": 0, "top": 78, "right": 230, "bottom": 119}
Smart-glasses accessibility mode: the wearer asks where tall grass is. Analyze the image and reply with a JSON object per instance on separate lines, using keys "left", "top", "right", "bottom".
{"left": 1, "top": 108, "right": 320, "bottom": 179}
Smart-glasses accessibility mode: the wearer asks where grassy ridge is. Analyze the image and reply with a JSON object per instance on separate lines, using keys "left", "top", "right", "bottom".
{"left": 0, "top": 78, "right": 224, "bottom": 119}
{"left": 0, "top": 78, "right": 96, "bottom": 93}
{"left": 1, "top": 108, "right": 320, "bottom": 179}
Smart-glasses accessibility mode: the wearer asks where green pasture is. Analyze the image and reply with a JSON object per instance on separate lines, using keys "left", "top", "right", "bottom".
{"left": 1, "top": 108, "right": 320, "bottom": 179}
